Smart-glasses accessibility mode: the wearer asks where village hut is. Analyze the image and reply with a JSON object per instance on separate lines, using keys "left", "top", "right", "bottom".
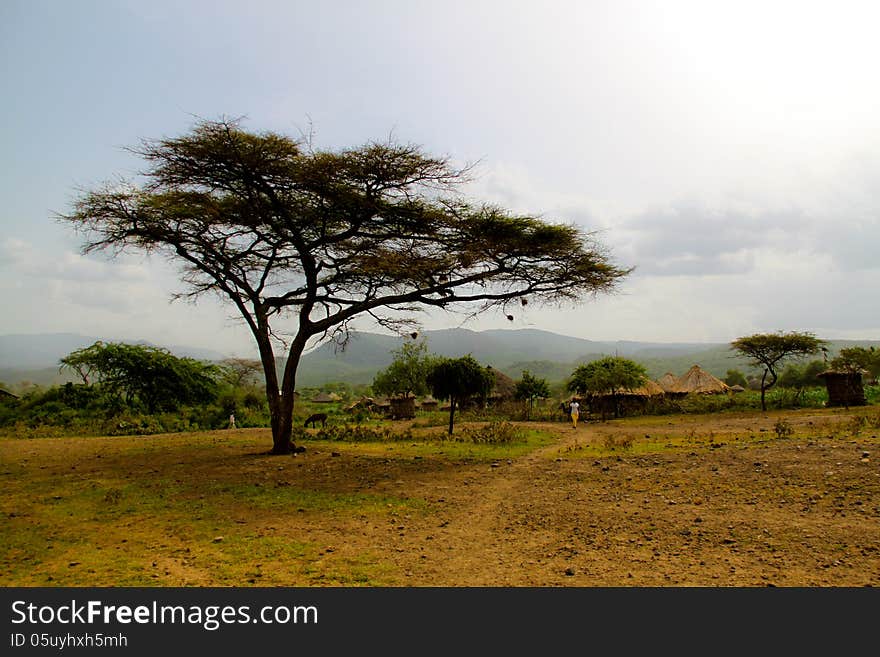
{"left": 817, "top": 369, "right": 867, "bottom": 407}
{"left": 372, "top": 396, "right": 391, "bottom": 411}
{"left": 418, "top": 395, "right": 439, "bottom": 411}
{"left": 312, "top": 391, "right": 342, "bottom": 403}
{"left": 675, "top": 365, "right": 730, "bottom": 395}
{"left": 626, "top": 379, "right": 666, "bottom": 397}
{"left": 729, "top": 384, "right": 746, "bottom": 394}
{"left": 487, "top": 368, "right": 517, "bottom": 405}
{"left": 656, "top": 372, "right": 682, "bottom": 394}
{"left": 587, "top": 378, "right": 665, "bottom": 418}
{"left": 389, "top": 395, "right": 416, "bottom": 419}
{"left": 345, "top": 396, "right": 377, "bottom": 413}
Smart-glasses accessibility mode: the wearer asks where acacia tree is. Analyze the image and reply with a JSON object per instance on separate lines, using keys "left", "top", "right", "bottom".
{"left": 60, "top": 342, "right": 219, "bottom": 414}
{"left": 426, "top": 355, "right": 494, "bottom": 435}
{"left": 566, "top": 356, "right": 647, "bottom": 419}
{"left": 730, "top": 332, "right": 826, "bottom": 411}
{"left": 514, "top": 370, "right": 550, "bottom": 420}
{"left": 372, "top": 338, "right": 437, "bottom": 399}
{"left": 62, "top": 119, "right": 629, "bottom": 454}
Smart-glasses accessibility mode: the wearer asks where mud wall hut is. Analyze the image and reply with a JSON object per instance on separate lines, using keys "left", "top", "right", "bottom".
{"left": 817, "top": 370, "right": 867, "bottom": 407}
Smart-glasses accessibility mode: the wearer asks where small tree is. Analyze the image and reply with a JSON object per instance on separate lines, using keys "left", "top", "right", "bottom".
{"left": 778, "top": 360, "right": 826, "bottom": 389}
{"left": 372, "top": 338, "right": 437, "bottom": 399}
{"left": 730, "top": 332, "right": 826, "bottom": 411}
{"left": 514, "top": 370, "right": 550, "bottom": 420}
{"left": 60, "top": 342, "right": 220, "bottom": 413}
{"left": 219, "top": 358, "right": 264, "bottom": 389}
{"left": 426, "top": 355, "right": 494, "bottom": 434}
{"left": 566, "top": 356, "right": 647, "bottom": 419}
{"left": 832, "top": 346, "right": 880, "bottom": 381}
{"left": 724, "top": 369, "right": 748, "bottom": 388}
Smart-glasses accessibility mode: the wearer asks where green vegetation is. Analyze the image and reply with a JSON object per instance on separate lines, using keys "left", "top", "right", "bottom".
{"left": 514, "top": 370, "right": 550, "bottom": 420}
{"left": 567, "top": 356, "right": 648, "bottom": 418}
{"left": 730, "top": 331, "right": 827, "bottom": 411}
{"left": 372, "top": 338, "right": 437, "bottom": 399}
{"left": 426, "top": 355, "right": 495, "bottom": 434}
{"left": 63, "top": 119, "right": 628, "bottom": 454}
{"left": 831, "top": 346, "right": 880, "bottom": 380}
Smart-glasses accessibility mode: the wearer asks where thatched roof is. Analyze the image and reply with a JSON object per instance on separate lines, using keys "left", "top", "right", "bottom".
{"left": 656, "top": 372, "right": 681, "bottom": 393}
{"left": 488, "top": 368, "right": 516, "bottom": 400}
{"left": 730, "top": 384, "right": 746, "bottom": 393}
{"left": 419, "top": 395, "right": 439, "bottom": 406}
{"left": 817, "top": 368, "right": 870, "bottom": 378}
{"left": 676, "top": 365, "right": 730, "bottom": 394}
{"left": 312, "top": 391, "right": 342, "bottom": 403}
{"left": 0, "top": 388, "right": 18, "bottom": 399}
{"left": 625, "top": 379, "right": 666, "bottom": 397}
{"left": 592, "top": 378, "right": 664, "bottom": 398}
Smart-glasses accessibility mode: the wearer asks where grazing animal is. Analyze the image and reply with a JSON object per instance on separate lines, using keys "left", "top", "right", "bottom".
{"left": 304, "top": 412, "right": 327, "bottom": 428}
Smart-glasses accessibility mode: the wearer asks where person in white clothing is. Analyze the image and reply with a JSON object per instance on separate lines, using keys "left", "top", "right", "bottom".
{"left": 569, "top": 400, "right": 580, "bottom": 429}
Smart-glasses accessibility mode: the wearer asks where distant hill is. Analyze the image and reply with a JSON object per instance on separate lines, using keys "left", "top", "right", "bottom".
{"left": 3, "top": 330, "right": 878, "bottom": 391}
{"left": 0, "top": 334, "right": 228, "bottom": 389}
{"left": 292, "top": 329, "right": 880, "bottom": 387}
{"left": 0, "top": 333, "right": 227, "bottom": 370}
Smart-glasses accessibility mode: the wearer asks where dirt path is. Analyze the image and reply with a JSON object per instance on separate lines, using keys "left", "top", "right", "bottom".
{"left": 318, "top": 414, "right": 880, "bottom": 586}
{"left": 3, "top": 408, "right": 879, "bottom": 586}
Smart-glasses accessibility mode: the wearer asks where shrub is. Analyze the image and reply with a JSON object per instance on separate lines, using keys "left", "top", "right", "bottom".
{"left": 773, "top": 419, "right": 794, "bottom": 439}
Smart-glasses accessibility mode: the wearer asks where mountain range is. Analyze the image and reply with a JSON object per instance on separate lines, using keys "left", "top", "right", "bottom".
{"left": 4, "top": 329, "right": 877, "bottom": 390}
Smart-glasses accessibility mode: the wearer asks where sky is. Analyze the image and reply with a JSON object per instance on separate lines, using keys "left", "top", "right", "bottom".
{"left": 2, "top": 0, "right": 879, "bottom": 358}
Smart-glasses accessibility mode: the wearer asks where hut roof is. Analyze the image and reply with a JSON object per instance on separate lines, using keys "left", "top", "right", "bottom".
{"left": 591, "top": 378, "right": 664, "bottom": 398}
{"left": 626, "top": 379, "right": 666, "bottom": 397}
{"left": 0, "top": 388, "right": 18, "bottom": 399}
{"left": 817, "top": 368, "right": 869, "bottom": 377}
{"left": 656, "top": 372, "right": 681, "bottom": 393}
{"left": 488, "top": 368, "right": 516, "bottom": 400}
{"left": 730, "top": 384, "right": 746, "bottom": 393}
{"left": 675, "top": 365, "right": 730, "bottom": 394}
{"left": 419, "top": 395, "right": 439, "bottom": 405}
{"left": 312, "top": 391, "right": 342, "bottom": 403}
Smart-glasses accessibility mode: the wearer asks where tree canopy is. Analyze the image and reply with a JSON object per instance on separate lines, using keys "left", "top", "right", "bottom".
{"left": 62, "top": 118, "right": 630, "bottom": 453}
{"left": 372, "top": 338, "right": 437, "bottom": 399}
{"left": 514, "top": 370, "right": 550, "bottom": 420}
{"left": 730, "top": 331, "right": 826, "bottom": 410}
{"left": 566, "top": 356, "right": 647, "bottom": 418}
{"left": 831, "top": 346, "right": 880, "bottom": 380}
{"left": 59, "top": 342, "right": 220, "bottom": 413}
{"left": 426, "top": 355, "right": 494, "bottom": 434}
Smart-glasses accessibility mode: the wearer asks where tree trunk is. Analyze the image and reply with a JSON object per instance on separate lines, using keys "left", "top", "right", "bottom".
{"left": 270, "top": 334, "right": 309, "bottom": 454}
{"left": 253, "top": 322, "right": 308, "bottom": 455}
{"left": 447, "top": 397, "right": 456, "bottom": 435}
{"left": 760, "top": 369, "right": 768, "bottom": 412}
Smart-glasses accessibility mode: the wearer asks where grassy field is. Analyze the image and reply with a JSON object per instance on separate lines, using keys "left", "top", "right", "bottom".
{"left": 0, "top": 423, "right": 552, "bottom": 586}
{"left": 2, "top": 406, "right": 879, "bottom": 586}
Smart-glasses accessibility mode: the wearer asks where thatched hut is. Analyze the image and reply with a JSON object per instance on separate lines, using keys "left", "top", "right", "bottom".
{"left": 675, "top": 365, "right": 730, "bottom": 395}
{"left": 487, "top": 368, "right": 516, "bottom": 405}
{"left": 588, "top": 378, "right": 665, "bottom": 418}
{"left": 729, "top": 384, "right": 746, "bottom": 394}
{"left": 389, "top": 395, "right": 416, "bottom": 419}
{"left": 312, "top": 391, "right": 342, "bottom": 403}
{"left": 817, "top": 370, "right": 867, "bottom": 407}
{"left": 418, "top": 395, "right": 439, "bottom": 410}
{"left": 656, "top": 372, "right": 681, "bottom": 394}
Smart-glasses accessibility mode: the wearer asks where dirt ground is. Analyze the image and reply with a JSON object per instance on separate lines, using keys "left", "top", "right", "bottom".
{"left": 285, "top": 408, "right": 880, "bottom": 586}
{"left": 3, "top": 407, "right": 879, "bottom": 587}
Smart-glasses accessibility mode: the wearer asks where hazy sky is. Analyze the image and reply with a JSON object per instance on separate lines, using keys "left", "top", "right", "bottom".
{"left": 2, "top": 0, "right": 878, "bottom": 357}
